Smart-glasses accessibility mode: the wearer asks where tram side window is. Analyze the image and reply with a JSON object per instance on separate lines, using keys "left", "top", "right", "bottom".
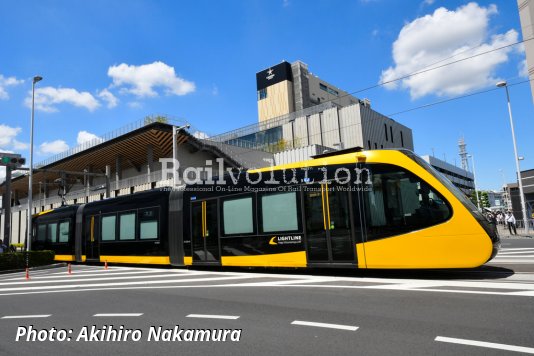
{"left": 101, "top": 215, "right": 116, "bottom": 241}
{"left": 47, "top": 223, "right": 58, "bottom": 243}
{"left": 139, "top": 208, "right": 159, "bottom": 240}
{"left": 260, "top": 192, "right": 300, "bottom": 233}
{"left": 37, "top": 224, "right": 47, "bottom": 242}
{"left": 59, "top": 221, "right": 70, "bottom": 243}
{"left": 222, "top": 196, "right": 254, "bottom": 235}
{"left": 363, "top": 164, "right": 451, "bottom": 241}
{"left": 119, "top": 212, "right": 136, "bottom": 240}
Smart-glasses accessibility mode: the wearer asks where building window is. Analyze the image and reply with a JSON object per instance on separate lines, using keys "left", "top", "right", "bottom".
{"left": 400, "top": 131, "right": 404, "bottom": 147}
{"left": 390, "top": 126, "right": 394, "bottom": 143}
{"left": 368, "top": 140, "right": 371, "bottom": 149}
{"left": 222, "top": 196, "right": 254, "bottom": 235}
{"left": 258, "top": 88, "right": 267, "bottom": 100}
{"left": 384, "top": 124, "right": 388, "bottom": 141}
{"left": 319, "top": 83, "right": 328, "bottom": 91}
{"left": 327, "top": 87, "right": 338, "bottom": 96}
{"left": 374, "top": 143, "right": 377, "bottom": 149}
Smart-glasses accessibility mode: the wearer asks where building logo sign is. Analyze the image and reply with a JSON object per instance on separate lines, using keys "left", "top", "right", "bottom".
{"left": 266, "top": 68, "right": 275, "bottom": 80}
{"left": 269, "top": 235, "right": 302, "bottom": 245}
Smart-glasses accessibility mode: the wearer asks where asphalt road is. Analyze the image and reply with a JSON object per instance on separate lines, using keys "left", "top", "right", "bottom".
{"left": 0, "top": 239, "right": 533, "bottom": 356}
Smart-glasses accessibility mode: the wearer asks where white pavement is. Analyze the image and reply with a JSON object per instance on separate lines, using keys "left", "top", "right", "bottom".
{"left": 1, "top": 264, "right": 534, "bottom": 298}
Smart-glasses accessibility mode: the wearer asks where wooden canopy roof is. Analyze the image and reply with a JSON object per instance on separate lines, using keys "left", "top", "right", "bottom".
{"left": 1, "top": 122, "right": 240, "bottom": 198}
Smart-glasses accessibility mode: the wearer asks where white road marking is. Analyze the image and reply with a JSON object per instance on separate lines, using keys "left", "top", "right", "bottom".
{"left": 0, "top": 272, "right": 212, "bottom": 285}
{"left": 0, "top": 275, "right": 255, "bottom": 292}
{"left": 291, "top": 320, "right": 358, "bottom": 331}
{"left": 435, "top": 336, "right": 534, "bottom": 354}
{"left": 186, "top": 314, "right": 239, "bottom": 320}
{"left": 94, "top": 313, "right": 143, "bottom": 317}
{"left": 1, "top": 314, "right": 51, "bottom": 319}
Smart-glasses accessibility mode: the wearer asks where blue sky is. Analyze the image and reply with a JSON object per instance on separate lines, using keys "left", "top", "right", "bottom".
{"left": 0, "top": 0, "right": 532, "bottom": 191}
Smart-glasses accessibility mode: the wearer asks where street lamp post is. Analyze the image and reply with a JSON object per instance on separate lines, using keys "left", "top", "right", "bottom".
{"left": 27, "top": 75, "right": 42, "bottom": 252}
{"left": 468, "top": 154, "right": 481, "bottom": 211}
{"left": 496, "top": 81, "right": 529, "bottom": 234}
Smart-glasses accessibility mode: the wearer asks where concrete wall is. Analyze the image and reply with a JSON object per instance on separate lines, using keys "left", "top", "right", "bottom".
{"left": 360, "top": 105, "right": 414, "bottom": 151}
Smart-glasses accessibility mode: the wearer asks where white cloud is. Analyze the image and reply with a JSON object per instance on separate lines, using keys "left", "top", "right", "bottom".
{"left": 0, "top": 124, "right": 22, "bottom": 147}
{"left": 108, "top": 61, "right": 195, "bottom": 98}
{"left": 40, "top": 140, "right": 69, "bottom": 154}
{"left": 97, "top": 88, "right": 118, "bottom": 108}
{"left": 422, "top": 0, "right": 435, "bottom": 6}
{"left": 26, "top": 86, "right": 100, "bottom": 112}
{"left": 128, "top": 101, "right": 142, "bottom": 109}
{"left": 0, "top": 74, "right": 24, "bottom": 100}
{"left": 77, "top": 130, "right": 103, "bottom": 145}
{"left": 380, "top": 3, "right": 518, "bottom": 99}
{"left": 12, "top": 140, "right": 28, "bottom": 150}
{"left": 212, "top": 85, "right": 219, "bottom": 96}
{"left": 519, "top": 59, "right": 529, "bottom": 78}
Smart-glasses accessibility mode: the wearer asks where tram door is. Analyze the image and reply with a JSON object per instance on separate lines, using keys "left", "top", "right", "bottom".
{"left": 304, "top": 183, "right": 355, "bottom": 264}
{"left": 85, "top": 215, "right": 100, "bottom": 261}
{"left": 191, "top": 200, "right": 220, "bottom": 263}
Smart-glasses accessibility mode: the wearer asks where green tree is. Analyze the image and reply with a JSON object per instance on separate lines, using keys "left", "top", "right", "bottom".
{"left": 144, "top": 115, "right": 169, "bottom": 125}
{"left": 470, "top": 190, "right": 490, "bottom": 208}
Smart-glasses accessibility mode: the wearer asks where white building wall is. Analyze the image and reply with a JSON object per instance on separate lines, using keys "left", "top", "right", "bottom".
{"left": 339, "top": 104, "right": 363, "bottom": 149}
{"left": 293, "top": 116, "right": 309, "bottom": 147}
{"left": 307, "top": 113, "right": 322, "bottom": 145}
{"left": 321, "top": 107, "right": 340, "bottom": 148}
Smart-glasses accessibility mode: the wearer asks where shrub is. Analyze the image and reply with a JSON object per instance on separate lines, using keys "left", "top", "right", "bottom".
{"left": 0, "top": 251, "right": 56, "bottom": 271}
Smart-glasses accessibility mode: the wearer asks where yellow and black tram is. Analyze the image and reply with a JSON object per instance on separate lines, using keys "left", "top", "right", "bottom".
{"left": 32, "top": 148, "right": 499, "bottom": 269}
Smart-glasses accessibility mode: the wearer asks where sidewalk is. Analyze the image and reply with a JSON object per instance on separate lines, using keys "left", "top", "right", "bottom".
{"left": 497, "top": 225, "right": 532, "bottom": 239}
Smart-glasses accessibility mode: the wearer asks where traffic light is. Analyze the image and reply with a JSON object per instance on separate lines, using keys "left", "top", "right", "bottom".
{"left": 0, "top": 153, "right": 26, "bottom": 167}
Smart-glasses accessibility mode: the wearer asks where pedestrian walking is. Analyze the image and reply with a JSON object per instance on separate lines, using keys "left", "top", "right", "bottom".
{"left": 506, "top": 211, "right": 517, "bottom": 235}
{"left": 0, "top": 239, "right": 6, "bottom": 253}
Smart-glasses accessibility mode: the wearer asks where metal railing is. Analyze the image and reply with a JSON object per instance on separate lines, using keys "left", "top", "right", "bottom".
{"left": 10, "top": 170, "right": 166, "bottom": 211}
{"left": 208, "top": 102, "right": 337, "bottom": 143}
{"left": 35, "top": 114, "right": 191, "bottom": 168}
{"left": 497, "top": 220, "right": 534, "bottom": 235}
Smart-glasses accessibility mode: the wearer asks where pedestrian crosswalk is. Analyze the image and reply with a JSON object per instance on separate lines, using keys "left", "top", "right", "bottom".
{"left": 491, "top": 248, "right": 534, "bottom": 264}
{"left": 1, "top": 263, "right": 534, "bottom": 298}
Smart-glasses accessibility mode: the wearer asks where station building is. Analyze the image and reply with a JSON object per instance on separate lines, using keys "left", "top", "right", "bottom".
{"left": 210, "top": 60, "right": 414, "bottom": 157}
